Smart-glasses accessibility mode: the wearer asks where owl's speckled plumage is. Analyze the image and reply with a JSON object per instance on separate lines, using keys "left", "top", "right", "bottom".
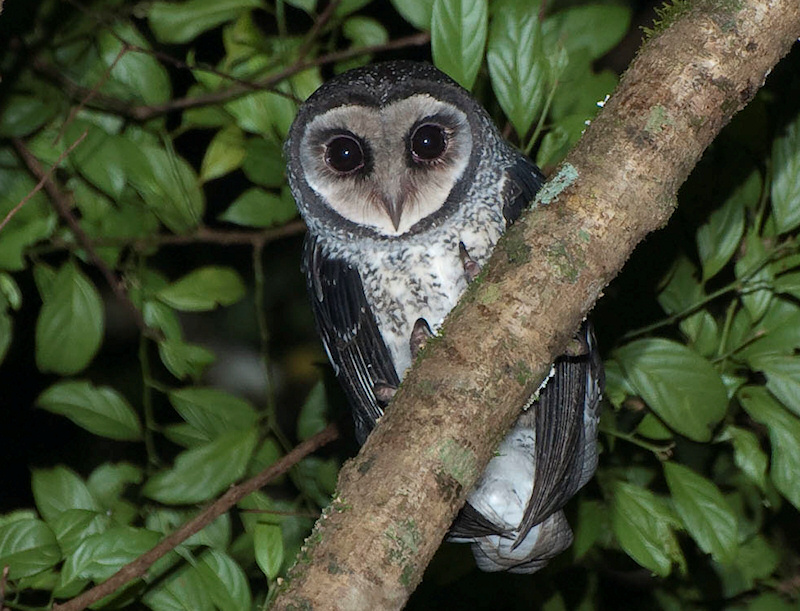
{"left": 286, "top": 61, "right": 603, "bottom": 574}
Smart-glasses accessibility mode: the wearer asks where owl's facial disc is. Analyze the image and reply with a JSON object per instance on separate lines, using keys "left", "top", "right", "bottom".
{"left": 299, "top": 94, "right": 472, "bottom": 235}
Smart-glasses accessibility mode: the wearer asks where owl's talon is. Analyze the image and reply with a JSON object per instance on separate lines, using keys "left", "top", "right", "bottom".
{"left": 374, "top": 382, "right": 397, "bottom": 403}
{"left": 459, "top": 242, "right": 481, "bottom": 282}
{"left": 410, "top": 318, "right": 434, "bottom": 358}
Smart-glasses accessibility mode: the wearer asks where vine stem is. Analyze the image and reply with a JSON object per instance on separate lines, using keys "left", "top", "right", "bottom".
{"left": 52, "top": 424, "right": 339, "bottom": 611}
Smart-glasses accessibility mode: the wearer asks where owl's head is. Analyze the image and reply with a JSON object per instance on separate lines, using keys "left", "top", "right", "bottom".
{"left": 285, "top": 61, "right": 497, "bottom": 238}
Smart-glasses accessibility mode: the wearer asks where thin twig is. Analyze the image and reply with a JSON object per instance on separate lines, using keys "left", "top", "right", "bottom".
{"left": 296, "top": 0, "right": 342, "bottom": 61}
{"left": 127, "top": 32, "right": 431, "bottom": 121}
{"left": 11, "top": 137, "right": 157, "bottom": 340}
{"left": 52, "top": 424, "right": 339, "bottom": 611}
{"left": 55, "top": 43, "right": 129, "bottom": 145}
{"left": 0, "top": 130, "right": 88, "bottom": 234}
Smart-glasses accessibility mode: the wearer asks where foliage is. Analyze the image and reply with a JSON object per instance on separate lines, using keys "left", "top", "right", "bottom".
{"left": 0, "top": 0, "right": 798, "bottom": 610}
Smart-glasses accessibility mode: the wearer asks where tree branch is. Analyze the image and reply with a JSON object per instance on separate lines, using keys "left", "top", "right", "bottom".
{"left": 53, "top": 424, "right": 339, "bottom": 611}
{"left": 270, "top": 1, "right": 800, "bottom": 609}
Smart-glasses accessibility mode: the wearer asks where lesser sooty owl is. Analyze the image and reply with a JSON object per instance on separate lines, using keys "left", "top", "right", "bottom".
{"left": 286, "top": 61, "right": 604, "bottom": 573}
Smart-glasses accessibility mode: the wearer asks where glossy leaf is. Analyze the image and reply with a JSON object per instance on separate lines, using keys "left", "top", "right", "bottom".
{"left": 735, "top": 232, "right": 773, "bottom": 322}
{"left": 255, "top": 523, "right": 284, "bottom": 581}
{"left": 697, "top": 171, "right": 759, "bottom": 281}
{"left": 0, "top": 519, "right": 61, "bottom": 579}
{"left": 242, "top": 138, "right": 285, "bottom": 188}
{"left": 487, "top": 3, "right": 548, "bottom": 138}
{"left": 31, "top": 466, "right": 100, "bottom": 524}
{"left": 148, "top": 0, "right": 263, "bottom": 44}
{"left": 771, "top": 114, "right": 800, "bottom": 233}
{"left": 0, "top": 310, "right": 11, "bottom": 366}
{"left": 611, "top": 482, "right": 684, "bottom": 577}
{"left": 142, "top": 429, "right": 258, "bottom": 504}
{"left": 142, "top": 562, "right": 214, "bottom": 611}
{"left": 721, "top": 426, "right": 768, "bottom": 491}
{"left": 168, "top": 387, "right": 257, "bottom": 438}
{"left": 37, "top": 380, "right": 142, "bottom": 441}
{"left": 219, "top": 188, "right": 297, "bottom": 228}
{"left": 739, "top": 386, "right": 800, "bottom": 510}
{"left": 297, "top": 381, "right": 329, "bottom": 441}
{"left": 159, "top": 339, "right": 216, "bottom": 381}
{"left": 749, "top": 354, "right": 800, "bottom": 417}
{"left": 343, "top": 16, "right": 388, "bottom": 47}
{"left": 431, "top": 0, "right": 488, "bottom": 90}
{"left": 157, "top": 266, "right": 246, "bottom": 312}
{"left": 200, "top": 126, "right": 246, "bottom": 182}
{"left": 61, "top": 526, "right": 160, "bottom": 584}
{"left": 663, "top": 462, "right": 738, "bottom": 564}
{"left": 50, "top": 509, "right": 109, "bottom": 556}
{"left": 196, "top": 550, "right": 252, "bottom": 611}
{"left": 390, "top": 0, "right": 433, "bottom": 29}
{"left": 615, "top": 339, "right": 727, "bottom": 441}
{"left": 543, "top": 5, "right": 630, "bottom": 60}
{"left": 35, "top": 261, "right": 104, "bottom": 375}
{"left": 129, "top": 144, "right": 204, "bottom": 234}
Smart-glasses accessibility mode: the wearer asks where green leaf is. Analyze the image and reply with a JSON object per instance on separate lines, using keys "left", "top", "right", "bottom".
{"left": 157, "top": 266, "right": 246, "bottom": 312}
{"left": 242, "top": 138, "right": 285, "bottom": 188}
{"left": 50, "top": 509, "right": 109, "bottom": 556}
{"left": 128, "top": 143, "right": 204, "bottom": 234}
{"left": 65, "top": 121, "right": 130, "bottom": 199}
{"left": 254, "top": 523, "right": 284, "bottom": 581}
{"left": 611, "top": 482, "right": 684, "bottom": 577}
{"left": 343, "top": 16, "right": 388, "bottom": 48}
{"left": 663, "top": 462, "right": 738, "bottom": 564}
{"left": 390, "top": 0, "right": 433, "bottom": 29}
{"left": 335, "top": 0, "right": 372, "bottom": 16}
{"left": 35, "top": 261, "right": 104, "bottom": 375}
{"left": 37, "top": 380, "right": 142, "bottom": 441}
{"left": 771, "top": 113, "right": 800, "bottom": 234}
{"left": 0, "top": 519, "right": 61, "bottom": 579}
{"left": 31, "top": 466, "right": 100, "bottom": 524}
{"left": 142, "top": 562, "right": 214, "bottom": 611}
{"left": 196, "top": 550, "right": 252, "bottom": 611}
{"left": 636, "top": 413, "right": 673, "bottom": 441}
{"left": 739, "top": 386, "right": 800, "bottom": 510}
{"left": 720, "top": 426, "right": 768, "bottom": 491}
{"left": 0, "top": 92, "right": 59, "bottom": 138}
{"left": 297, "top": 381, "right": 329, "bottom": 441}
{"left": 87, "top": 463, "right": 143, "bottom": 507}
{"left": 168, "top": 387, "right": 257, "bottom": 439}
{"left": 219, "top": 188, "right": 297, "bottom": 228}
{"left": 615, "top": 339, "right": 728, "bottom": 441}
{"left": 748, "top": 354, "right": 800, "bottom": 417}
{"left": 142, "top": 429, "right": 258, "bottom": 504}
{"left": 543, "top": 5, "right": 631, "bottom": 61}
{"left": 159, "top": 339, "right": 216, "bottom": 381}
{"left": 97, "top": 24, "right": 171, "bottom": 105}
{"left": 148, "top": 0, "right": 263, "bottom": 44}
{"left": 572, "top": 499, "right": 605, "bottom": 559}
{"left": 226, "top": 90, "right": 296, "bottom": 138}
{"left": 735, "top": 232, "right": 773, "bottom": 322}
{"left": 200, "top": 126, "right": 246, "bottom": 182}
{"left": 61, "top": 526, "right": 160, "bottom": 584}
{"left": 697, "top": 171, "right": 759, "bottom": 281}
{"left": 487, "top": 3, "right": 548, "bottom": 138}
{"left": 431, "top": 0, "right": 488, "bottom": 90}
{"left": 284, "top": 0, "right": 316, "bottom": 12}
{"left": 247, "top": 437, "right": 283, "bottom": 477}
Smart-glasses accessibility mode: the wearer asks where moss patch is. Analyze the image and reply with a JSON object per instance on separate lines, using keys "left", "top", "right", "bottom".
{"left": 429, "top": 438, "right": 478, "bottom": 488}
{"left": 503, "top": 232, "right": 532, "bottom": 265}
{"left": 644, "top": 105, "right": 675, "bottom": 135}
{"left": 535, "top": 163, "right": 579, "bottom": 206}
{"left": 477, "top": 282, "right": 501, "bottom": 305}
{"left": 512, "top": 360, "right": 534, "bottom": 386}
{"left": 384, "top": 518, "right": 421, "bottom": 587}
{"left": 546, "top": 241, "right": 586, "bottom": 283}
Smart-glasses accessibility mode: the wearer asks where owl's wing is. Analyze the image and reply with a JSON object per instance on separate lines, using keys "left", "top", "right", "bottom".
{"left": 517, "top": 321, "right": 604, "bottom": 539}
{"left": 503, "top": 156, "right": 545, "bottom": 225}
{"left": 303, "top": 234, "right": 400, "bottom": 443}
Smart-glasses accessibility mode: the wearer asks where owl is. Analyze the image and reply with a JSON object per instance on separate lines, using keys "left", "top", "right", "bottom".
{"left": 285, "top": 61, "right": 603, "bottom": 573}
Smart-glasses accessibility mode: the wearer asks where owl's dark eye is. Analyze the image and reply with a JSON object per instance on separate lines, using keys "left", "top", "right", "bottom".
{"left": 410, "top": 124, "right": 447, "bottom": 162}
{"left": 325, "top": 135, "right": 364, "bottom": 174}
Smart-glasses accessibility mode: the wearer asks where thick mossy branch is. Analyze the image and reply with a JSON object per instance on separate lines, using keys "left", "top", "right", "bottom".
{"left": 271, "top": 1, "right": 800, "bottom": 609}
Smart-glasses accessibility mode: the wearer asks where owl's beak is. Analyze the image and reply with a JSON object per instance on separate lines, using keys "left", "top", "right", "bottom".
{"left": 379, "top": 194, "right": 404, "bottom": 231}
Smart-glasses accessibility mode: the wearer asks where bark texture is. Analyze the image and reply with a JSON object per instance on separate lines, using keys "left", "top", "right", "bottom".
{"left": 271, "top": 1, "right": 800, "bottom": 609}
